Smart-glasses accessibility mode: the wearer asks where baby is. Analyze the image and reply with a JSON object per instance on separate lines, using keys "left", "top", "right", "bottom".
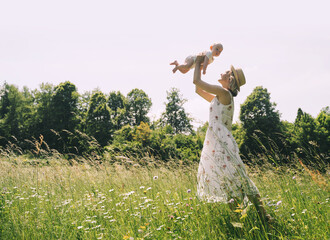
{"left": 170, "top": 43, "right": 223, "bottom": 75}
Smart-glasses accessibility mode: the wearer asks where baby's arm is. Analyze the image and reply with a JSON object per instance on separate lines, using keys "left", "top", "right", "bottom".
{"left": 202, "top": 56, "right": 209, "bottom": 75}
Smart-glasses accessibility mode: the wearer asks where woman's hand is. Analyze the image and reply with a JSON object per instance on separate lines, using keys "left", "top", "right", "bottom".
{"left": 195, "top": 55, "right": 204, "bottom": 65}
{"left": 193, "top": 57, "right": 202, "bottom": 84}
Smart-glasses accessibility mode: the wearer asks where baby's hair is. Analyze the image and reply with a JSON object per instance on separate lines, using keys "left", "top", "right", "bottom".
{"left": 210, "top": 43, "right": 223, "bottom": 50}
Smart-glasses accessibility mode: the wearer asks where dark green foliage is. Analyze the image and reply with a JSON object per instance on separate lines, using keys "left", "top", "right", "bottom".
{"left": 0, "top": 82, "right": 10, "bottom": 119}
{"left": 173, "top": 133, "right": 203, "bottom": 162}
{"left": 231, "top": 122, "right": 245, "bottom": 149}
{"left": 293, "top": 108, "right": 317, "bottom": 147}
{"left": 48, "top": 81, "right": 80, "bottom": 152}
{"left": 50, "top": 81, "right": 79, "bottom": 132}
{"left": 315, "top": 107, "right": 330, "bottom": 155}
{"left": 290, "top": 107, "right": 329, "bottom": 168}
{"left": 33, "top": 83, "right": 55, "bottom": 141}
{"left": 0, "top": 83, "right": 27, "bottom": 142}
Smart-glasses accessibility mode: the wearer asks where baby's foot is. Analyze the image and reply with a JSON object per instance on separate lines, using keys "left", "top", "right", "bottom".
{"left": 170, "top": 60, "right": 178, "bottom": 66}
{"left": 172, "top": 67, "right": 178, "bottom": 73}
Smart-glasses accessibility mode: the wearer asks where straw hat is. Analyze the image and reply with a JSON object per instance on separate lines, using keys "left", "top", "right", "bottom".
{"left": 230, "top": 65, "right": 246, "bottom": 91}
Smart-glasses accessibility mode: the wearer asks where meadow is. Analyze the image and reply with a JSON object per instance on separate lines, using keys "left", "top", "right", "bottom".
{"left": 0, "top": 156, "right": 329, "bottom": 240}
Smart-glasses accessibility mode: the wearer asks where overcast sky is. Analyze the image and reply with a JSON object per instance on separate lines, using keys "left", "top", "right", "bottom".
{"left": 1, "top": 0, "right": 329, "bottom": 128}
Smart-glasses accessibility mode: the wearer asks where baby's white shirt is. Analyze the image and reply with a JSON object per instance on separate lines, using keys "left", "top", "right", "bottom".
{"left": 204, "top": 51, "right": 214, "bottom": 64}
{"left": 188, "top": 51, "right": 214, "bottom": 69}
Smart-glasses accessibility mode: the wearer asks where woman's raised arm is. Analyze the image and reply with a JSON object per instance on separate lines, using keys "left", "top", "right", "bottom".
{"left": 195, "top": 86, "right": 215, "bottom": 102}
{"left": 193, "top": 56, "right": 227, "bottom": 97}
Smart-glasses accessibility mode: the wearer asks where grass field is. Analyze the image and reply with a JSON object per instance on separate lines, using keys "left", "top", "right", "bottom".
{"left": 0, "top": 157, "right": 329, "bottom": 239}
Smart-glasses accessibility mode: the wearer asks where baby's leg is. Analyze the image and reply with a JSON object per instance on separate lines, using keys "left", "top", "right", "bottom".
{"left": 173, "top": 57, "right": 194, "bottom": 74}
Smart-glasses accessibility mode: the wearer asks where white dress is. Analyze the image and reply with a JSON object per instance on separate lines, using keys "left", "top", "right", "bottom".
{"left": 197, "top": 95, "right": 259, "bottom": 203}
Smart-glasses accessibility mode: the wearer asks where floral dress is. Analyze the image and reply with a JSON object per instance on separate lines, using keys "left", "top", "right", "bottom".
{"left": 197, "top": 95, "right": 259, "bottom": 203}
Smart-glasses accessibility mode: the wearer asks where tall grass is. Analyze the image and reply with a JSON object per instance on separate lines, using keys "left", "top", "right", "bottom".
{"left": 0, "top": 156, "right": 328, "bottom": 239}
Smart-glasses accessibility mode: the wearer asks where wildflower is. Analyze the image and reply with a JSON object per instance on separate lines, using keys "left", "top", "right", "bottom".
{"left": 249, "top": 226, "right": 259, "bottom": 233}
{"left": 292, "top": 176, "right": 296, "bottom": 179}
{"left": 169, "top": 215, "right": 174, "bottom": 219}
{"left": 153, "top": 176, "right": 158, "bottom": 180}
{"left": 140, "top": 226, "right": 146, "bottom": 229}
{"left": 77, "top": 226, "right": 83, "bottom": 229}
{"left": 109, "top": 189, "right": 114, "bottom": 192}
{"left": 187, "top": 189, "right": 191, "bottom": 193}
{"left": 228, "top": 198, "right": 235, "bottom": 204}
{"left": 240, "top": 214, "right": 247, "bottom": 220}
{"left": 140, "top": 186, "right": 145, "bottom": 189}
{"left": 157, "top": 225, "right": 165, "bottom": 231}
{"left": 231, "top": 222, "right": 243, "bottom": 228}
{"left": 276, "top": 200, "right": 282, "bottom": 206}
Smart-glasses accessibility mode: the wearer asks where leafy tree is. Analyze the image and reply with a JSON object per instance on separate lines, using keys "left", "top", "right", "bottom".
{"left": 239, "top": 86, "right": 282, "bottom": 156}
{"left": 161, "top": 88, "right": 193, "bottom": 134}
{"left": 20, "top": 86, "right": 37, "bottom": 139}
{"left": 291, "top": 108, "right": 323, "bottom": 166}
{"left": 126, "top": 88, "right": 152, "bottom": 126}
{"left": 108, "top": 91, "right": 126, "bottom": 130}
{"left": 51, "top": 81, "right": 79, "bottom": 132}
{"left": 315, "top": 107, "right": 330, "bottom": 154}
{"left": 33, "top": 83, "right": 55, "bottom": 139}
{"left": 86, "top": 91, "right": 113, "bottom": 146}
{"left": 49, "top": 81, "right": 79, "bottom": 151}
{"left": 0, "top": 84, "right": 24, "bottom": 144}
{"left": 0, "top": 82, "right": 10, "bottom": 119}
{"left": 77, "top": 91, "right": 92, "bottom": 132}
{"left": 293, "top": 108, "right": 317, "bottom": 147}
{"left": 292, "top": 107, "right": 329, "bottom": 164}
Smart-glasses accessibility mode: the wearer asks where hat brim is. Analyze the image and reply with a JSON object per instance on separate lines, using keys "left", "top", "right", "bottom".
{"left": 230, "top": 65, "right": 240, "bottom": 91}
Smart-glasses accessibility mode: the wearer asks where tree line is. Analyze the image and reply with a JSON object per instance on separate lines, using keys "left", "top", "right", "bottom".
{"left": 0, "top": 82, "right": 328, "bottom": 168}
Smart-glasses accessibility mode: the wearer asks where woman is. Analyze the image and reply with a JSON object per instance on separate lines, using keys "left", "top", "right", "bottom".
{"left": 193, "top": 56, "right": 273, "bottom": 223}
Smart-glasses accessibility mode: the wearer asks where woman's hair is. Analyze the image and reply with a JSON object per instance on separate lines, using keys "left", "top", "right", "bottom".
{"left": 229, "top": 75, "right": 238, "bottom": 97}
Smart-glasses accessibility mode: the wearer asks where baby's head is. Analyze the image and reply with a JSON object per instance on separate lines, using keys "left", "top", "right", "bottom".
{"left": 210, "top": 43, "right": 223, "bottom": 57}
